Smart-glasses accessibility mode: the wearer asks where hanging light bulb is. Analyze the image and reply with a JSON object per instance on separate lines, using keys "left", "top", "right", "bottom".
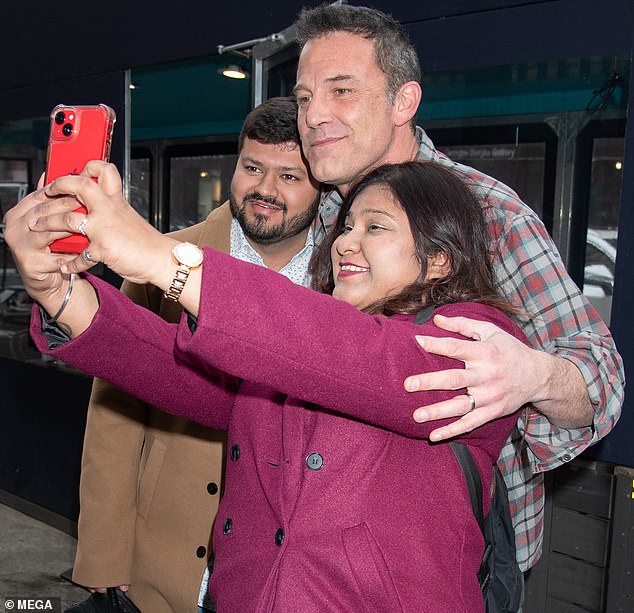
{"left": 218, "top": 65, "right": 248, "bottom": 79}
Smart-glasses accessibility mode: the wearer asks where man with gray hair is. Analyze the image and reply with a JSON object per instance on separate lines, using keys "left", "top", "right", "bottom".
{"left": 292, "top": 1, "right": 623, "bottom": 575}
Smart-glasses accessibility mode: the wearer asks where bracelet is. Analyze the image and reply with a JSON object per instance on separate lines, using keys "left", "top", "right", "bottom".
{"left": 43, "top": 273, "right": 76, "bottom": 325}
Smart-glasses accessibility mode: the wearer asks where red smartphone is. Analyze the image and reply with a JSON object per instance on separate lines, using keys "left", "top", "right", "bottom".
{"left": 45, "top": 103, "right": 117, "bottom": 253}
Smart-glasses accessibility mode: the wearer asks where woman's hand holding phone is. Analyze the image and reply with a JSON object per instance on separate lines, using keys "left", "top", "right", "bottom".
{"left": 39, "top": 160, "right": 177, "bottom": 288}
{"left": 44, "top": 103, "right": 116, "bottom": 253}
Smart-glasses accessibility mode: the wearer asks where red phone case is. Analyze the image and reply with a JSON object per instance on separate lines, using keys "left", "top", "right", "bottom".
{"left": 46, "top": 104, "right": 116, "bottom": 253}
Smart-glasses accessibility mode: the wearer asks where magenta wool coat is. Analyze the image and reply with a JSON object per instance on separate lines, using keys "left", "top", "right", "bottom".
{"left": 32, "top": 248, "right": 526, "bottom": 613}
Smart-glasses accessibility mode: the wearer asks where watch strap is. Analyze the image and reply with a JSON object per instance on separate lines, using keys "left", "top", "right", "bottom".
{"left": 164, "top": 262, "right": 192, "bottom": 302}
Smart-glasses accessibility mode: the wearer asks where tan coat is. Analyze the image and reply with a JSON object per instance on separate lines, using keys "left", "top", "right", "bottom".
{"left": 71, "top": 203, "right": 233, "bottom": 612}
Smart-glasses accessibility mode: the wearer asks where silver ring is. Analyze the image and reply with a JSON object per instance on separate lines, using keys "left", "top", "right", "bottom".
{"left": 81, "top": 248, "right": 95, "bottom": 263}
{"left": 466, "top": 393, "right": 476, "bottom": 412}
{"left": 77, "top": 216, "right": 88, "bottom": 236}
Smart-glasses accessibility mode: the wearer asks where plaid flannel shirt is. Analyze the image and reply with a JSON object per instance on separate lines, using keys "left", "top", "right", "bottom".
{"left": 316, "top": 127, "right": 624, "bottom": 570}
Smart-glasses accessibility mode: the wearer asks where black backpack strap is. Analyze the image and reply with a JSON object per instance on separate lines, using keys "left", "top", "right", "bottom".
{"left": 449, "top": 442, "right": 484, "bottom": 534}
{"left": 417, "top": 308, "right": 497, "bottom": 595}
{"left": 450, "top": 442, "right": 492, "bottom": 592}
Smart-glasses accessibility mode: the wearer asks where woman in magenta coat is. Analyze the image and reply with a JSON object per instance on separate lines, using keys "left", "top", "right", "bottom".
{"left": 8, "top": 161, "right": 526, "bottom": 612}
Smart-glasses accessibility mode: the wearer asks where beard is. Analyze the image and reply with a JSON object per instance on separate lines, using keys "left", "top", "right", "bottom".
{"left": 229, "top": 191, "right": 320, "bottom": 245}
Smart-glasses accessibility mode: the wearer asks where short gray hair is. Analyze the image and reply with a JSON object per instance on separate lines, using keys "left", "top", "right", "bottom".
{"left": 295, "top": 3, "right": 421, "bottom": 104}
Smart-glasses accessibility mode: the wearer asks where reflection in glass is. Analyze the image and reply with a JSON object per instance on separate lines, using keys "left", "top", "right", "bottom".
{"left": 0, "top": 120, "right": 46, "bottom": 363}
{"left": 0, "top": 115, "right": 112, "bottom": 365}
{"left": 440, "top": 142, "right": 547, "bottom": 219}
{"left": 130, "top": 157, "right": 151, "bottom": 220}
{"left": 0, "top": 159, "right": 29, "bottom": 183}
{"left": 169, "top": 154, "right": 237, "bottom": 231}
{"left": 0, "top": 180, "right": 39, "bottom": 364}
{"left": 583, "top": 137, "right": 624, "bottom": 324}
{"left": 421, "top": 54, "right": 628, "bottom": 330}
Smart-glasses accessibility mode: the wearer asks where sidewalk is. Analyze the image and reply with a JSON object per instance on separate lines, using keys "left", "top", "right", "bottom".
{"left": 0, "top": 503, "right": 88, "bottom": 612}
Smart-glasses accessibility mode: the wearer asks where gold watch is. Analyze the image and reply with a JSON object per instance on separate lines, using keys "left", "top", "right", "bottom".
{"left": 164, "top": 242, "right": 204, "bottom": 302}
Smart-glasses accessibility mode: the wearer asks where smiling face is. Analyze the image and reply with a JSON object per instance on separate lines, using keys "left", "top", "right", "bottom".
{"left": 330, "top": 184, "right": 421, "bottom": 310}
{"left": 229, "top": 137, "right": 320, "bottom": 245}
{"left": 294, "top": 32, "right": 401, "bottom": 193}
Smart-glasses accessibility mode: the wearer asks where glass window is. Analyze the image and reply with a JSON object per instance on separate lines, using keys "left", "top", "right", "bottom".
{"left": 422, "top": 54, "right": 628, "bottom": 331}
{"left": 0, "top": 116, "right": 114, "bottom": 366}
{"left": 0, "top": 118, "right": 46, "bottom": 363}
{"left": 440, "top": 142, "right": 548, "bottom": 220}
{"left": 582, "top": 136, "right": 624, "bottom": 324}
{"left": 427, "top": 122, "right": 557, "bottom": 234}
{"left": 130, "top": 157, "right": 151, "bottom": 220}
{"left": 168, "top": 153, "right": 236, "bottom": 231}
{"left": 0, "top": 159, "right": 29, "bottom": 182}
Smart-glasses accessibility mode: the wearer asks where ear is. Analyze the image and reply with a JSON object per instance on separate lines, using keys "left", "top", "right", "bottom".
{"left": 393, "top": 81, "right": 422, "bottom": 127}
{"left": 426, "top": 252, "right": 451, "bottom": 280}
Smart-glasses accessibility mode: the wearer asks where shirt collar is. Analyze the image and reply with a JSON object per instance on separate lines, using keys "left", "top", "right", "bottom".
{"left": 230, "top": 218, "right": 314, "bottom": 287}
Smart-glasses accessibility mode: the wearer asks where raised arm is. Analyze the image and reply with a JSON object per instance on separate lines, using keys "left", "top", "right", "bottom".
{"left": 28, "top": 275, "right": 238, "bottom": 430}
{"left": 5, "top": 166, "right": 237, "bottom": 429}
{"left": 12, "top": 162, "right": 523, "bottom": 445}
{"left": 170, "top": 247, "right": 526, "bottom": 444}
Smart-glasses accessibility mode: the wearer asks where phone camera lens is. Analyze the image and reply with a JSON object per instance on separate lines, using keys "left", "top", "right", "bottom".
{"left": 62, "top": 123, "right": 73, "bottom": 136}
{"left": 55, "top": 111, "right": 66, "bottom": 125}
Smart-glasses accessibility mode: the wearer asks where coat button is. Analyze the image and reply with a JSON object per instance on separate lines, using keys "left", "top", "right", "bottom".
{"left": 207, "top": 482, "right": 219, "bottom": 495}
{"left": 196, "top": 546, "right": 206, "bottom": 558}
{"left": 275, "top": 528, "right": 284, "bottom": 546}
{"left": 230, "top": 444, "right": 240, "bottom": 461}
{"left": 223, "top": 518, "right": 233, "bottom": 535}
{"left": 306, "top": 452, "right": 324, "bottom": 470}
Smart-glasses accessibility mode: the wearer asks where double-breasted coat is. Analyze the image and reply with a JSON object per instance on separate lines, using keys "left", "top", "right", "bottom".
{"left": 33, "top": 248, "right": 526, "bottom": 612}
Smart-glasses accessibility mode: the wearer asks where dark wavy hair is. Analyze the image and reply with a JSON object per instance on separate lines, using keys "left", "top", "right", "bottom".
{"left": 238, "top": 96, "right": 300, "bottom": 151}
{"left": 310, "top": 161, "right": 515, "bottom": 316}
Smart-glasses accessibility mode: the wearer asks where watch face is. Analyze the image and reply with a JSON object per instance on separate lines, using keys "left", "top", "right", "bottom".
{"left": 173, "top": 242, "right": 204, "bottom": 267}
